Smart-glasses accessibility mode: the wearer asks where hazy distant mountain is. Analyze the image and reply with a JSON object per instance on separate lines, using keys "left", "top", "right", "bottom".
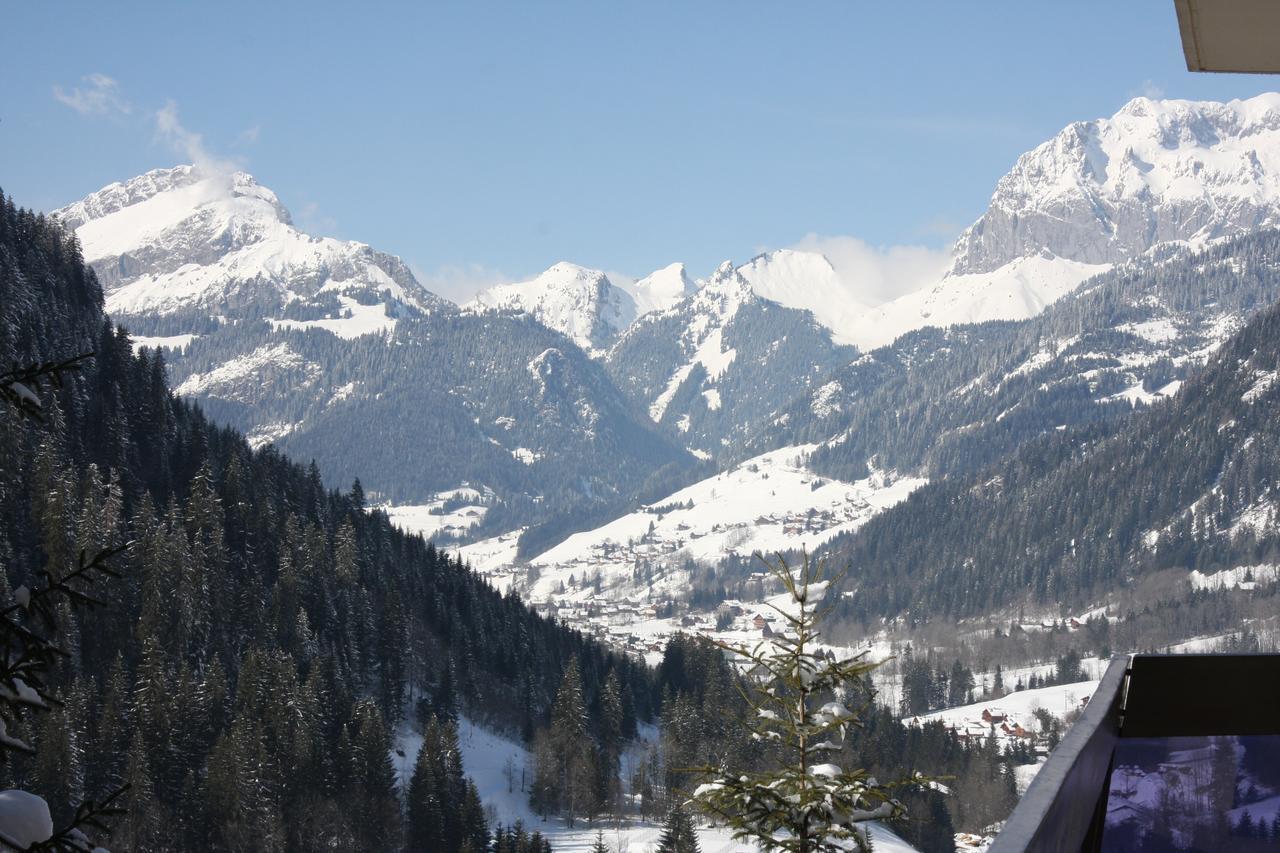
{"left": 754, "top": 229, "right": 1280, "bottom": 486}
{"left": 736, "top": 249, "right": 871, "bottom": 346}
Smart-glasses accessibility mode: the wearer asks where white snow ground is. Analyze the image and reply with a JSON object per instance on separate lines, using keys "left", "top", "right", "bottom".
{"left": 271, "top": 294, "right": 398, "bottom": 339}
{"left": 130, "top": 333, "right": 197, "bottom": 352}
{"left": 909, "top": 681, "right": 1100, "bottom": 741}
{"left": 393, "top": 717, "right": 920, "bottom": 852}
{"left": 522, "top": 445, "right": 923, "bottom": 602}
{"left": 381, "top": 488, "right": 491, "bottom": 542}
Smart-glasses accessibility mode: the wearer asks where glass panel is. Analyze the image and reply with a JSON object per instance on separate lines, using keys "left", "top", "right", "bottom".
{"left": 1101, "top": 735, "right": 1280, "bottom": 851}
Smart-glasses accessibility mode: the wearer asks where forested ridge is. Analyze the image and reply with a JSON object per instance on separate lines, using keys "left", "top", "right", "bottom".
{"left": 826, "top": 284, "right": 1280, "bottom": 622}
{"left": 751, "top": 230, "right": 1280, "bottom": 486}
{"left": 605, "top": 291, "right": 855, "bottom": 458}
{"left": 0, "top": 188, "right": 656, "bottom": 850}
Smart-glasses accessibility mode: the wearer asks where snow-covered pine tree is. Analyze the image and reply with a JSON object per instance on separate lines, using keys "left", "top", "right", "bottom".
{"left": 0, "top": 355, "right": 128, "bottom": 850}
{"left": 690, "top": 551, "right": 918, "bottom": 853}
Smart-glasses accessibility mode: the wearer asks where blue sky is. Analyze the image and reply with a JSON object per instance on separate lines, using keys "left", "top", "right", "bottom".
{"left": 2, "top": 1, "right": 1277, "bottom": 300}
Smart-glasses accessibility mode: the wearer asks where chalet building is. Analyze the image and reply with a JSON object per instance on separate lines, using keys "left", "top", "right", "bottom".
{"left": 950, "top": 722, "right": 991, "bottom": 742}
{"left": 999, "top": 721, "right": 1033, "bottom": 739}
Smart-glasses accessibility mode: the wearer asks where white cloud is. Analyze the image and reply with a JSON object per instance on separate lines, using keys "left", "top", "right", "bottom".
{"left": 53, "top": 73, "right": 131, "bottom": 116}
{"left": 154, "top": 100, "right": 239, "bottom": 181}
{"left": 1138, "top": 79, "right": 1165, "bottom": 100}
{"left": 789, "top": 233, "right": 952, "bottom": 305}
{"left": 410, "top": 262, "right": 511, "bottom": 304}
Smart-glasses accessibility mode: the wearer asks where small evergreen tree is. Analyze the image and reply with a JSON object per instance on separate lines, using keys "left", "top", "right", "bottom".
{"left": 656, "top": 803, "right": 701, "bottom": 853}
{"left": 691, "top": 552, "right": 916, "bottom": 853}
{"left": 408, "top": 718, "right": 446, "bottom": 851}
{"left": 530, "top": 657, "right": 595, "bottom": 825}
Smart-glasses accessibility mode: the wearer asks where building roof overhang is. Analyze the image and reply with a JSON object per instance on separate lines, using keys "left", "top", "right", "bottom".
{"left": 1176, "top": 0, "right": 1280, "bottom": 73}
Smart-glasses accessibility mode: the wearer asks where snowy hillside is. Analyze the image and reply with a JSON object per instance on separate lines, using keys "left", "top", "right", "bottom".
{"left": 468, "top": 262, "right": 636, "bottom": 352}
{"left": 848, "top": 255, "right": 1111, "bottom": 350}
{"left": 754, "top": 227, "right": 1280, "bottom": 495}
{"left": 529, "top": 444, "right": 921, "bottom": 586}
{"left": 736, "top": 250, "right": 872, "bottom": 347}
{"left": 816, "top": 277, "right": 1280, "bottom": 620}
{"left": 910, "top": 681, "right": 1099, "bottom": 747}
{"left": 459, "top": 444, "right": 923, "bottom": 653}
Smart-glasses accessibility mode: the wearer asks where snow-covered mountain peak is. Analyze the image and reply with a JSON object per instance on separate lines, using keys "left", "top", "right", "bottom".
{"left": 823, "top": 94, "right": 1280, "bottom": 350}
{"left": 691, "top": 259, "right": 755, "bottom": 308}
{"left": 736, "top": 249, "right": 869, "bottom": 347}
{"left": 57, "top": 165, "right": 291, "bottom": 236}
{"left": 709, "top": 259, "right": 736, "bottom": 280}
{"left": 952, "top": 92, "right": 1280, "bottom": 276}
{"left": 54, "top": 164, "right": 443, "bottom": 322}
{"left": 467, "top": 262, "right": 637, "bottom": 352}
{"left": 629, "top": 262, "right": 697, "bottom": 316}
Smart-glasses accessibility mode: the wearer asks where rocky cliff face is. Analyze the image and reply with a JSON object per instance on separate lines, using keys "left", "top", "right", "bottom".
{"left": 952, "top": 94, "right": 1280, "bottom": 275}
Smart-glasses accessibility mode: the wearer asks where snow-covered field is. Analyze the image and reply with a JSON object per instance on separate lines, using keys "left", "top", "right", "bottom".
{"left": 272, "top": 293, "right": 399, "bottom": 340}
{"left": 393, "top": 717, "right": 920, "bottom": 852}
{"left": 1188, "top": 563, "right": 1280, "bottom": 592}
{"left": 901, "top": 679, "right": 1101, "bottom": 803}
{"left": 454, "top": 530, "right": 525, "bottom": 591}
{"left": 381, "top": 487, "right": 492, "bottom": 542}
{"left": 130, "top": 333, "right": 197, "bottom": 352}
{"left": 910, "top": 680, "right": 1098, "bottom": 737}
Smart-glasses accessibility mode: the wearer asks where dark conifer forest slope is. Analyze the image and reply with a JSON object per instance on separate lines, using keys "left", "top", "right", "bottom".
{"left": 829, "top": 282, "right": 1280, "bottom": 623}
{"left": 0, "top": 188, "right": 654, "bottom": 850}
